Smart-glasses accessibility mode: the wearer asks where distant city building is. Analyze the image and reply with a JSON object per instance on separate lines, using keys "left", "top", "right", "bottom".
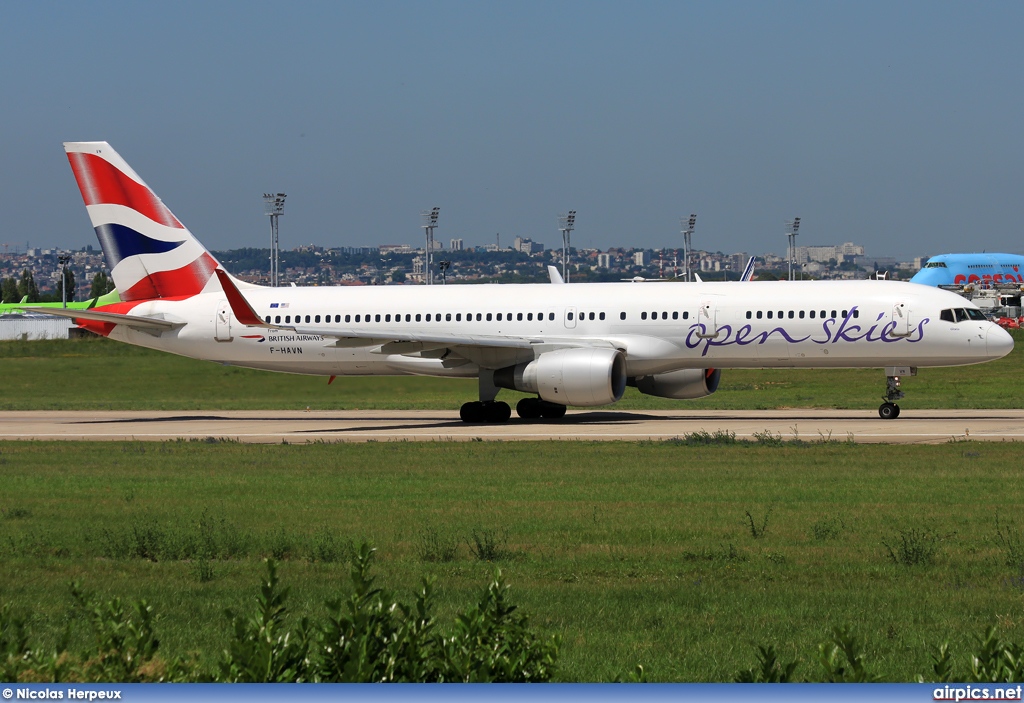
{"left": 597, "top": 252, "right": 612, "bottom": 268}
{"left": 513, "top": 236, "right": 544, "bottom": 254}
{"left": 796, "top": 242, "right": 866, "bottom": 264}
{"left": 379, "top": 244, "right": 414, "bottom": 255}
{"left": 449, "top": 238, "right": 464, "bottom": 251}
{"left": 633, "top": 251, "right": 651, "bottom": 266}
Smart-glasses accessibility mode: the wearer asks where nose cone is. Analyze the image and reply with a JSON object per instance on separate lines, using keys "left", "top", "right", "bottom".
{"left": 987, "top": 325, "right": 1015, "bottom": 359}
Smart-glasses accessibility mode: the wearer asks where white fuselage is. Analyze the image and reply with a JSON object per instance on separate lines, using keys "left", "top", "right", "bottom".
{"left": 107, "top": 279, "right": 1012, "bottom": 382}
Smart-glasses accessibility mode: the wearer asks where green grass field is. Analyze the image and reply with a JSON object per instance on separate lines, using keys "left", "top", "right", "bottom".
{"left": 1, "top": 330, "right": 1022, "bottom": 411}
{"left": 3, "top": 440, "right": 1024, "bottom": 681}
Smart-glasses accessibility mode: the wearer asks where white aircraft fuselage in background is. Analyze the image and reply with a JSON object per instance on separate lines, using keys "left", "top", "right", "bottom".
{"left": 38, "top": 141, "right": 1014, "bottom": 422}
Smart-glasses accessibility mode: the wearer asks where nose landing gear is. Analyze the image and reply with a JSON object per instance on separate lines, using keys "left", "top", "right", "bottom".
{"left": 879, "top": 366, "right": 916, "bottom": 420}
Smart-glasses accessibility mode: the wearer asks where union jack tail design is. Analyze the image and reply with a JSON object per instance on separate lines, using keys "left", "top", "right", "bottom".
{"left": 64, "top": 142, "right": 221, "bottom": 302}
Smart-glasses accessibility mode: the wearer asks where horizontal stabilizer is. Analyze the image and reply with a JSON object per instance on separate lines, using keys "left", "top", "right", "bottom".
{"left": 22, "top": 307, "right": 183, "bottom": 330}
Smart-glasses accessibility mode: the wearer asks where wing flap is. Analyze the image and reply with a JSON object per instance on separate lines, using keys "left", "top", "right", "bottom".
{"left": 21, "top": 307, "right": 182, "bottom": 330}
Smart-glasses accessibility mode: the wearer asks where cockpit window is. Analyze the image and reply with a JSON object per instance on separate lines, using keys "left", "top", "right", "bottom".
{"left": 940, "top": 309, "right": 954, "bottom": 322}
{"left": 965, "top": 308, "right": 987, "bottom": 321}
{"left": 925, "top": 261, "right": 947, "bottom": 268}
{"left": 954, "top": 308, "right": 968, "bottom": 322}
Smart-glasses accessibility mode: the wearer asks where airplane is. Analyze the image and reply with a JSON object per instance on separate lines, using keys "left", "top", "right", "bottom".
{"left": 0, "top": 288, "right": 120, "bottom": 315}
{"left": 911, "top": 253, "right": 1024, "bottom": 287}
{"left": 29, "top": 141, "right": 1014, "bottom": 422}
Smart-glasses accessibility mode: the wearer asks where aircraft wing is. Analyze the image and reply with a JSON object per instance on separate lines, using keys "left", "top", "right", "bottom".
{"left": 215, "top": 269, "right": 603, "bottom": 353}
{"left": 21, "top": 307, "right": 183, "bottom": 331}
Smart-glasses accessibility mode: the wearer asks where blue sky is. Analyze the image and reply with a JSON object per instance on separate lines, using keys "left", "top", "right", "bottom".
{"left": 3, "top": 1, "right": 1022, "bottom": 259}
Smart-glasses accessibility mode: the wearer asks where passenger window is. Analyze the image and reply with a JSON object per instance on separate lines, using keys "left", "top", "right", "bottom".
{"left": 518, "top": 313, "right": 523, "bottom": 321}
{"left": 405, "top": 314, "right": 411, "bottom": 322}
{"left": 549, "top": 313, "right": 555, "bottom": 321}
{"left": 673, "top": 311, "right": 679, "bottom": 320}
{"left": 619, "top": 312, "right": 626, "bottom": 320}
{"left": 527, "top": 313, "right": 533, "bottom": 321}
{"left": 285, "top": 315, "right": 291, "bottom": 323}
{"left": 315, "top": 315, "right": 321, "bottom": 323}
{"left": 496, "top": 313, "right": 502, "bottom": 321}
{"left": 476, "top": 313, "right": 482, "bottom": 321}
{"left": 683, "top": 311, "right": 689, "bottom": 319}
{"left": 345, "top": 315, "right": 351, "bottom": 323}
{"left": 662, "top": 312, "right": 668, "bottom": 320}
{"left": 265, "top": 316, "right": 271, "bottom": 323}
{"left": 375, "top": 314, "right": 381, "bottom": 322}
{"left": 778, "top": 311, "right": 783, "bottom": 319}
{"left": 275, "top": 315, "right": 281, "bottom": 324}
{"left": 568, "top": 312, "right": 574, "bottom": 321}
{"left": 767, "top": 311, "right": 773, "bottom": 319}
{"left": 809, "top": 310, "right": 815, "bottom": 319}
{"left": 853, "top": 310, "right": 859, "bottom": 319}
{"left": 841, "top": 310, "right": 847, "bottom": 318}
{"left": 415, "top": 314, "right": 421, "bottom": 322}
{"left": 589, "top": 312, "right": 595, "bottom": 321}
{"left": 385, "top": 314, "right": 391, "bottom": 322}
{"left": 600, "top": 312, "right": 606, "bottom": 320}
{"left": 788, "top": 311, "right": 794, "bottom": 319}
{"left": 799, "top": 311, "right": 805, "bottom": 319}
{"left": 746, "top": 311, "right": 751, "bottom": 319}
{"left": 641, "top": 312, "right": 648, "bottom": 320}
{"left": 940, "top": 309, "right": 954, "bottom": 322}
{"left": 456, "top": 313, "right": 462, "bottom": 322}
{"left": 486, "top": 313, "right": 492, "bottom": 321}
{"left": 820, "top": 310, "right": 826, "bottom": 318}
{"left": 756, "top": 311, "right": 763, "bottom": 319}
{"left": 831, "top": 310, "right": 837, "bottom": 319}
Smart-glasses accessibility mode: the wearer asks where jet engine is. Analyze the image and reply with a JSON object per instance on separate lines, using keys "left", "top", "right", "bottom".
{"left": 494, "top": 347, "right": 627, "bottom": 407}
{"left": 631, "top": 368, "right": 721, "bottom": 399}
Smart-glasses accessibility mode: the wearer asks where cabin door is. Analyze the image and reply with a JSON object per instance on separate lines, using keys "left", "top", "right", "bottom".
{"left": 891, "top": 302, "right": 912, "bottom": 337}
{"left": 696, "top": 297, "right": 719, "bottom": 338}
{"left": 215, "top": 302, "right": 233, "bottom": 342}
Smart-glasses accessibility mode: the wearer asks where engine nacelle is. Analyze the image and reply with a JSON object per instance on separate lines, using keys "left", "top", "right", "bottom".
{"left": 494, "top": 347, "right": 627, "bottom": 407}
{"left": 631, "top": 368, "right": 721, "bottom": 399}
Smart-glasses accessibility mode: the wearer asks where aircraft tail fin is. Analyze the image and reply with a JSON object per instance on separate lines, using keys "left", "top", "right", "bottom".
{"left": 740, "top": 256, "right": 756, "bottom": 281}
{"left": 64, "top": 142, "right": 221, "bottom": 302}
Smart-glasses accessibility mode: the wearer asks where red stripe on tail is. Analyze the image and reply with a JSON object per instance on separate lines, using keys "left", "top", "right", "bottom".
{"left": 67, "top": 152, "right": 183, "bottom": 229}
{"left": 121, "top": 252, "right": 219, "bottom": 301}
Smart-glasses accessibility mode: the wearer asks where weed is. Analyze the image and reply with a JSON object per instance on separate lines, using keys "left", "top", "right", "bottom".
{"left": 678, "top": 429, "right": 738, "bottom": 445}
{"left": 812, "top": 515, "right": 847, "bottom": 542}
{"left": 308, "top": 526, "right": 350, "bottom": 564}
{"left": 1, "top": 507, "right": 32, "bottom": 520}
{"left": 468, "top": 527, "right": 509, "bottom": 561}
{"left": 744, "top": 505, "right": 774, "bottom": 539}
{"left": 753, "top": 429, "right": 783, "bottom": 446}
{"left": 192, "top": 554, "right": 216, "bottom": 583}
{"left": 269, "top": 527, "right": 294, "bottom": 560}
{"left": 416, "top": 526, "right": 459, "bottom": 563}
{"left": 883, "top": 527, "right": 942, "bottom": 566}
{"left": 995, "top": 513, "right": 1024, "bottom": 568}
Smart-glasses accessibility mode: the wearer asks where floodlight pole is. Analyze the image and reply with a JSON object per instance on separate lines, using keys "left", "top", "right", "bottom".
{"left": 263, "top": 193, "right": 287, "bottom": 287}
{"left": 786, "top": 217, "right": 801, "bottom": 281}
{"left": 681, "top": 214, "right": 696, "bottom": 282}
{"left": 58, "top": 252, "right": 71, "bottom": 307}
{"left": 558, "top": 210, "right": 576, "bottom": 282}
{"left": 439, "top": 260, "right": 451, "bottom": 285}
{"left": 421, "top": 207, "right": 440, "bottom": 285}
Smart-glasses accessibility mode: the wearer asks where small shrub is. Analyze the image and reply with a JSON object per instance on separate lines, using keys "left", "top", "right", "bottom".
{"left": 192, "top": 554, "right": 216, "bottom": 583}
{"left": 967, "top": 625, "right": 1024, "bottom": 683}
{"left": 269, "top": 527, "right": 294, "bottom": 560}
{"left": 735, "top": 644, "right": 800, "bottom": 682}
{"left": 1, "top": 507, "right": 32, "bottom": 520}
{"left": 817, "top": 625, "right": 879, "bottom": 682}
{"left": 995, "top": 513, "right": 1024, "bottom": 568}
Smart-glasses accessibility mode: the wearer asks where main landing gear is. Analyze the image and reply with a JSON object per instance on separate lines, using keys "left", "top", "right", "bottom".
{"left": 458, "top": 371, "right": 566, "bottom": 423}
{"left": 878, "top": 367, "right": 915, "bottom": 420}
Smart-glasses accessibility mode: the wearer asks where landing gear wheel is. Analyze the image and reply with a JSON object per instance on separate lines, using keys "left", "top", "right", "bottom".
{"left": 516, "top": 398, "right": 542, "bottom": 419}
{"left": 878, "top": 402, "right": 900, "bottom": 420}
{"left": 484, "top": 401, "right": 512, "bottom": 423}
{"left": 539, "top": 401, "right": 567, "bottom": 419}
{"left": 460, "top": 401, "right": 485, "bottom": 423}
